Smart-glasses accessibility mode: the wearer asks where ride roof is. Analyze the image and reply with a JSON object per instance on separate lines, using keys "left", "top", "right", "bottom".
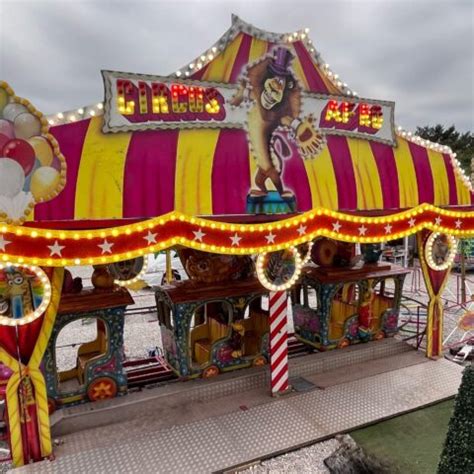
{"left": 33, "top": 15, "right": 473, "bottom": 223}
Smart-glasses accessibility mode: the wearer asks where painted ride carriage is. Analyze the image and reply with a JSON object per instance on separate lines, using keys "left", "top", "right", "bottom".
{"left": 292, "top": 262, "right": 410, "bottom": 350}
{"left": 156, "top": 250, "right": 269, "bottom": 378}
{"left": 43, "top": 287, "right": 132, "bottom": 410}
{"left": 156, "top": 279, "right": 270, "bottom": 378}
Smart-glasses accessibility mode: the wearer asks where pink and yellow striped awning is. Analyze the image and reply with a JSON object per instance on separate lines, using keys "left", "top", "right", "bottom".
{"left": 33, "top": 116, "right": 473, "bottom": 221}
{"left": 33, "top": 32, "right": 474, "bottom": 221}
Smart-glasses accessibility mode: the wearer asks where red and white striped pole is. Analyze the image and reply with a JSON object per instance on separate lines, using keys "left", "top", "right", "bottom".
{"left": 269, "top": 290, "right": 290, "bottom": 396}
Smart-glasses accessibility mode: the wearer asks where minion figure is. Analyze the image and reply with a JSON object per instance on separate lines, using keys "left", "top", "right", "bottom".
{"left": 4, "top": 268, "right": 37, "bottom": 319}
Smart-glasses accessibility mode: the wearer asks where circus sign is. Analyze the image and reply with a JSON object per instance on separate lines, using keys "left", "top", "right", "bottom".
{"left": 102, "top": 66, "right": 396, "bottom": 146}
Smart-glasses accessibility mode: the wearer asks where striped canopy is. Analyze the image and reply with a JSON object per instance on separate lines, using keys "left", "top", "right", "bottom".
{"left": 33, "top": 20, "right": 473, "bottom": 222}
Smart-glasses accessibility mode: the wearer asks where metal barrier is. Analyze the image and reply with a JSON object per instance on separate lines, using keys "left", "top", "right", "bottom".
{"left": 398, "top": 295, "right": 428, "bottom": 350}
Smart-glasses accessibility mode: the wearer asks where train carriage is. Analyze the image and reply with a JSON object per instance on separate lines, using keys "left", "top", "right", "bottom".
{"left": 156, "top": 277, "right": 270, "bottom": 379}
{"left": 43, "top": 287, "right": 132, "bottom": 411}
{"left": 292, "top": 262, "right": 410, "bottom": 350}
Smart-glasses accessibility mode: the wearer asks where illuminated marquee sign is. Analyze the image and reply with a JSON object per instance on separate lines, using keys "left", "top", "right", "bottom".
{"left": 102, "top": 70, "right": 396, "bottom": 146}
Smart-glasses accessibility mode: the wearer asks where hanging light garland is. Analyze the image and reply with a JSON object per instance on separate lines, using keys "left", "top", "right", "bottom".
{"left": 0, "top": 204, "right": 473, "bottom": 266}
{"left": 297, "top": 242, "right": 314, "bottom": 265}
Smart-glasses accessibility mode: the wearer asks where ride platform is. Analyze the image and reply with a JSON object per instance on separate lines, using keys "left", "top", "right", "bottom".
{"left": 246, "top": 191, "right": 297, "bottom": 214}
{"left": 12, "top": 339, "right": 463, "bottom": 473}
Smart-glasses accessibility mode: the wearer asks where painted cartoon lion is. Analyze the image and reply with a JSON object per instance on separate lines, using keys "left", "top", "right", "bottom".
{"left": 230, "top": 47, "right": 325, "bottom": 199}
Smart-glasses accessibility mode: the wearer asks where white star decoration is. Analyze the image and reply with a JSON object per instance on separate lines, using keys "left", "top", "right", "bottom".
{"left": 408, "top": 218, "right": 416, "bottom": 227}
{"left": 435, "top": 216, "right": 442, "bottom": 226}
{"left": 98, "top": 239, "right": 114, "bottom": 254}
{"left": 0, "top": 235, "right": 11, "bottom": 252}
{"left": 193, "top": 228, "right": 206, "bottom": 242}
{"left": 144, "top": 231, "right": 157, "bottom": 245}
{"left": 332, "top": 221, "right": 341, "bottom": 233}
{"left": 230, "top": 233, "right": 242, "bottom": 246}
{"left": 265, "top": 232, "right": 276, "bottom": 244}
{"left": 48, "top": 240, "right": 65, "bottom": 257}
{"left": 358, "top": 225, "right": 367, "bottom": 236}
{"left": 455, "top": 219, "right": 462, "bottom": 229}
{"left": 297, "top": 225, "right": 307, "bottom": 236}
{"left": 384, "top": 224, "right": 392, "bottom": 234}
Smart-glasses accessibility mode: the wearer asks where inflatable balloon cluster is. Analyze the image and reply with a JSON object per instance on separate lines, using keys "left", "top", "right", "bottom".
{"left": 0, "top": 81, "right": 66, "bottom": 224}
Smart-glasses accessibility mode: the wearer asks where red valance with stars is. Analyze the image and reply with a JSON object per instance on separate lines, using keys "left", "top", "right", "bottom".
{"left": 0, "top": 204, "right": 473, "bottom": 266}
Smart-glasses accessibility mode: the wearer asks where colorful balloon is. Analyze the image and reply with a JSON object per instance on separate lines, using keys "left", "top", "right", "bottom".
{"left": 27, "top": 136, "right": 53, "bottom": 166}
{"left": 0, "top": 89, "right": 8, "bottom": 117}
{"left": 51, "top": 155, "right": 63, "bottom": 171}
{"left": 14, "top": 112, "right": 41, "bottom": 140}
{"left": 2, "top": 139, "right": 36, "bottom": 176}
{"left": 0, "top": 134, "right": 10, "bottom": 150}
{"left": 30, "top": 166, "right": 60, "bottom": 200}
{"left": 0, "top": 158, "right": 26, "bottom": 198}
{"left": 0, "top": 119, "right": 14, "bottom": 139}
{"left": 23, "top": 158, "right": 42, "bottom": 192}
{"left": 2, "top": 103, "right": 28, "bottom": 123}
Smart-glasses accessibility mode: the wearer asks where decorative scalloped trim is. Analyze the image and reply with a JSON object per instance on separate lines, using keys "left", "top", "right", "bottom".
{"left": 0, "top": 81, "right": 67, "bottom": 225}
{"left": 0, "top": 204, "right": 474, "bottom": 267}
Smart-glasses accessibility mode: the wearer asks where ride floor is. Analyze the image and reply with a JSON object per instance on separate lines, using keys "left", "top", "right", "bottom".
{"left": 12, "top": 339, "right": 463, "bottom": 473}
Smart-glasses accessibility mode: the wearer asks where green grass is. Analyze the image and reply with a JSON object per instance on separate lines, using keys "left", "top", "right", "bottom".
{"left": 351, "top": 400, "right": 454, "bottom": 474}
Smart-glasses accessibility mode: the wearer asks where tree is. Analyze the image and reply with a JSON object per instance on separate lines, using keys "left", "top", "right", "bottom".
{"left": 416, "top": 125, "right": 474, "bottom": 173}
{"left": 437, "top": 365, "right": 474, "bottom": 474}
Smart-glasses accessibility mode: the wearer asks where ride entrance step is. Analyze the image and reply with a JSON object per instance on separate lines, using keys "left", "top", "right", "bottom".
{"left": 124, "top": 356, "right": 178, "bottom": 389}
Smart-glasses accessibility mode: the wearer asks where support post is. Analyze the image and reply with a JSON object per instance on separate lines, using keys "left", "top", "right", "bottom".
{"left": 403, "top": 236, "right": 409, "bottom": 267}
{"left": 417, "top": 231, "right": 452, "bottom": 358}
{"left": 0, "top": 268, "right": 64, "bottom": 467}
{"left": 165, "top": 250, "right": 173, "bottom": 284}
{"left": 460, "top": 240, "right": 466, "bottom": 304}
{"left": 269, "top": 291, "right": 290, "bottom": 396}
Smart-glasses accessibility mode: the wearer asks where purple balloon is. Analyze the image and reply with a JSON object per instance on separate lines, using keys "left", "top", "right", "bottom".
{"left": 0, "top": 119, "right": 14, "bottom": 138}
{"left": 51, "top": 155, "right": 62, "bottom": 171}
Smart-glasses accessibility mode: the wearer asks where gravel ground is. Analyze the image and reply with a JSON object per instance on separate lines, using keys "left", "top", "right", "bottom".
{"left": 241, "top": 438, "right": 340, "bottom": 473}
{"left": 0, "top": 437, "right": 9, "bottom": 474}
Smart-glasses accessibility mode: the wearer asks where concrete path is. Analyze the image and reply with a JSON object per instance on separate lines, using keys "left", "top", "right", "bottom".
{"left": 12, "top": 351, "right": 462, "bottom": 473}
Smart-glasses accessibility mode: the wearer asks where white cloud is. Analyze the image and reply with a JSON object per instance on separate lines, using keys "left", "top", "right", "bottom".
{"left": 0, "top": 0, "right": 472, "bottom": 131}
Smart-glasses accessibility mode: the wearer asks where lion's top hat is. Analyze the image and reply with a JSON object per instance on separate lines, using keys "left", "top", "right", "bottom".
{"left": 268, "top": 47, "right": 294, "bottom": 77}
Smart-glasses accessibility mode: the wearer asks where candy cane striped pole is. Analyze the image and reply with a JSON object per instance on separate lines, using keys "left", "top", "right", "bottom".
{"left": 269, "top": 291, "right": 290, "bottom": 396}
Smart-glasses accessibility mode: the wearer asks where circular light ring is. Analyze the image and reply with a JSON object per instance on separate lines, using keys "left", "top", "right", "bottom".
{"left": 256, "top": 247, "right": 303, "bottom": 291}
{"left": 0, "top": 263, "right": 52, "bottom": 326}
{"left": 110, "top": 256, "right": 148, "bottom": 288}
{"left": 425, "top": 233, "right": 457, "bottom": 271}
{"left": 297, "top": 241, "right": 314, "bottom": 265}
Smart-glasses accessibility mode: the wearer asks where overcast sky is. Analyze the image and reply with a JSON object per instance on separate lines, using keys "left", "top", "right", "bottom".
{"left": 0, "top": 0, "right": 472, "bottom": 131}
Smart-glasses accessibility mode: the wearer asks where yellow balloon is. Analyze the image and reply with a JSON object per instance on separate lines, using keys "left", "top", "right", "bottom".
{"left": 27, "top": 136, "right": 54, "bottom": 166}
{"left": 14, "top": 112, "right": 41, "bottom": 140}
{"left": 0, "top": 88, "right": 8, "bottom": 116}
{"left": 30, "top": 167, "right": 60, "bottom": 201}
